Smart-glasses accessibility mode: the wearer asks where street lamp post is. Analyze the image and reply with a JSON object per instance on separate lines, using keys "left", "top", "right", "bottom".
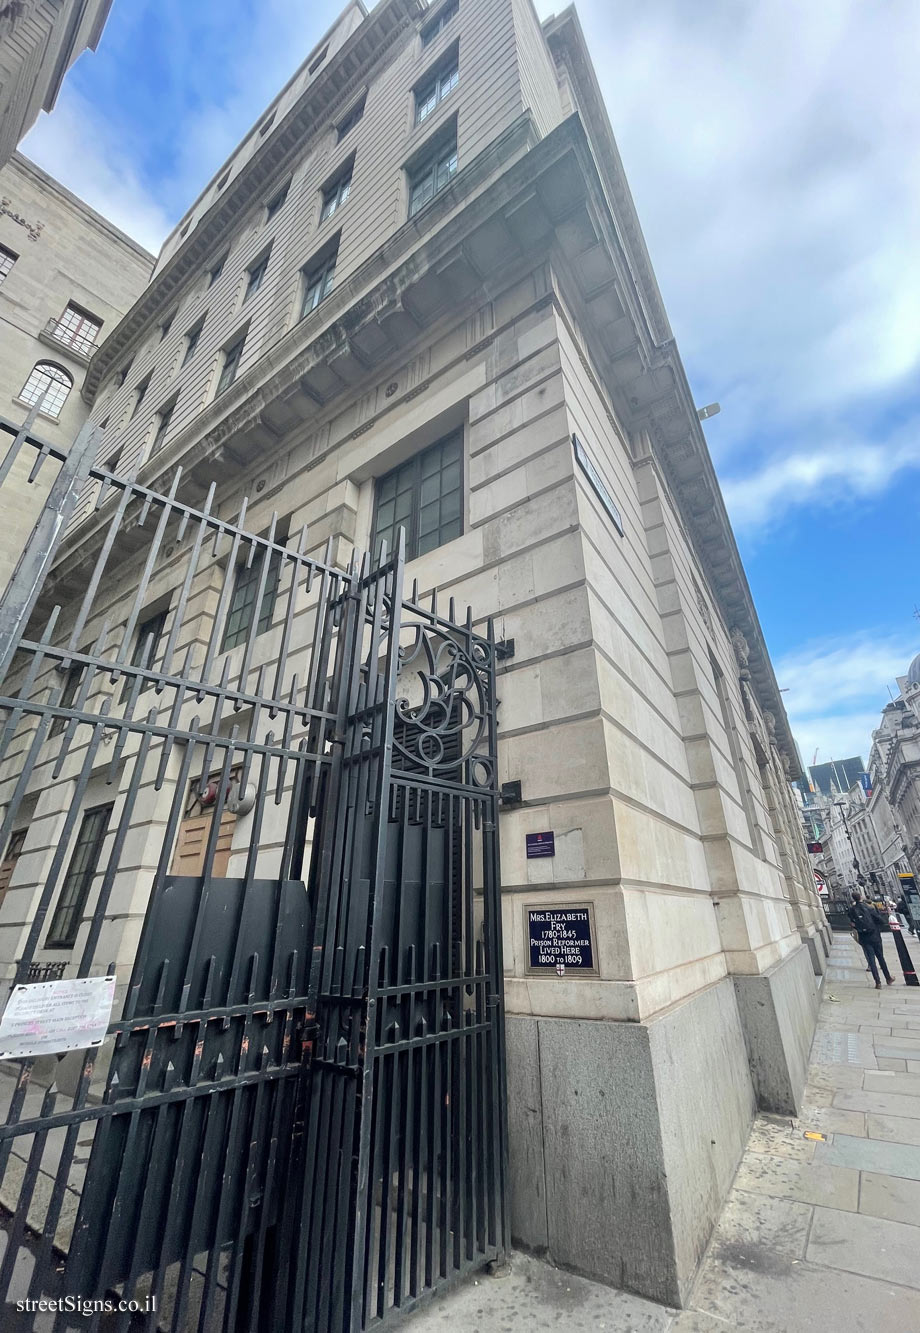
{"left": 834, "top": 799, "right": 864, "bottom": 897}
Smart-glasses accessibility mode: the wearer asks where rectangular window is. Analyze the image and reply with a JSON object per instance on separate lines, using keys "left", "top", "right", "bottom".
{"left": 414, "top": 50, "right": 459, "bottom": 125}
{"left": 372, "top": 431, "right": 462, "bottom": 561}
{"left": 46, "top": 804, "right": 113, "bottom": 948}
{"left": 0, "top": 244, "right": 17, "bottom": 285}
{"left": 309, "top": 45, "right": 328, "bottom": 74}
{"left": 131, "top": 372, "right": 151, "bottom": 419}
{"left": 124, "top": 608, "right": 168, "bottom": 697}
{"left": 50, "top": 659, "right": 84, "bottom": 737}
{"left": 408, "top": 133, "right": 457, "bottom": 217}
{"left": 320, "top": 166, "right": 352, "bottom": 222}
{"left": 0, "top": 828, "right": 26, "bottom": 908}
{"left": 244, "top": 247, "right": 271, "bottom": 301}
{"left": 421, "top": 0, "right": 458, "bottom": 47}
{"left": 52, "top": 303, "right": 103, "bottom": 356}
{"left": 300, "top": 245, "right": 337, "bottom": 319}
{"left": 209, "top": 253, "right": 228, "bottom": 286}
{"left": 217, "top": 331, "right": 247, "bottom": 395}
{"left": 337, "top": 95, "right": 366, "bottom": 141}
{"left": 259, "top": 111, "right": 276, "bottom": 137}
{"left": 265, "top": 182, "right": 289, "bottom": 222}
{"left": 222, "top": 548, "right": 282, "bottom": 652}
{"left": 152, "top": 396, "right": 178, "bottom": 454}
{"left": 182, "top": 315, "right": 205, "bottom": 366}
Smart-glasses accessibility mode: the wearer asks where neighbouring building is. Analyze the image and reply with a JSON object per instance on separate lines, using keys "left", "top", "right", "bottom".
{"left": 806, "top": 755, "right": 865, "bottom": 800}
{"left": 0, "top": 0, "right": 829, "bottom": 1307}
{"left": 0, "top": 152, "right": 154, "bottom": 585}
{"left": 0, "top": 0, "right": 114, "bottom": 169}
{"left": 869, "top": 652, "right": 920, "bottom": 886}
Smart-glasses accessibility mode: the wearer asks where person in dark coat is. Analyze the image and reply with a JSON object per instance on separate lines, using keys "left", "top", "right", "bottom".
{"left": 848, "top": 890, "right": 895, "bottom": 988}
{"left": 897, "top": 894, "right": 916, "bottom": 936}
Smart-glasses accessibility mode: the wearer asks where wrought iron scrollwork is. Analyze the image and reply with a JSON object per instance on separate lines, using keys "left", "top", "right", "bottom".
{"left": 393, "top": 619, "right": 491, "bottom": 778}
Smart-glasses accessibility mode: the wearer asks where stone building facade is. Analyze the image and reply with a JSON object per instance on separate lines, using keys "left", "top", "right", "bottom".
{"left": 869, "top": 653, "right": 920, "bottom": 886}
{"left": 0, "top": 0, "right": 113, "bottom": 169}
{"left": 0, "top": 152, "right": 154, "bottom": 586}
{"left": 0, "top": 0, "right": 829, "bottom": 1306}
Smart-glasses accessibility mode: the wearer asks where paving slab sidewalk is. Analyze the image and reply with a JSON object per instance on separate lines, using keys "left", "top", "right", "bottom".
{"left": 406, "top": 933, "right": 920, "bottom": 1333}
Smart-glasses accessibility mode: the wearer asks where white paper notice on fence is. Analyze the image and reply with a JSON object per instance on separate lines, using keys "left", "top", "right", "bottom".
{"left": 0, "top": 975, "right": 116, "bottom": 1060}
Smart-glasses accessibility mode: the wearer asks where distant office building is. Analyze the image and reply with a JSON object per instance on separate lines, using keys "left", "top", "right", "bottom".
{"left": 807, "top": 756, "right": 865, "bottom": 799}
{"left": 868, "top": 652, "right": 920, "bottom": 886}
{"left": 0, "top": 153, "right": 154, "bottom": 585}
{"left": 0, "top": 0, "right": 114, "bottom": 169}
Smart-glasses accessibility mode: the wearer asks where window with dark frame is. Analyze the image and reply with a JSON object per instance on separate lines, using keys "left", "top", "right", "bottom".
{"left": 259, "top": 110, "right": 276, "bottom": 137}
{"left": 221, "top": 549, "right": 282, "bottom": 652}
{"left": 19, "top": 362, "right": 73, "bottom": 418}
{"left": 124, "top": 608, "right": 168, "bottom": 697}
{"left": 209, "top": 253, "right": 228, "bottom": 286}
{"left": 0, "top": 828, "right": 27, "bottom": 908}
{"left": 216, "top": 331, "right": 246, "bottom": 395}
{"left": 50, "top": 659, "right": 85, "bottom": 737}
{"left": 131, "top": 372, "right": 151, "bottom": 419}
{"left": 421, "top": 0, "right": 458, "bottom": 47}
{"left": 372, "top": 431, "right": 462, "bottom": 561}
{"left": 337, "top": 95, "right": 366, "bottom": 141}
{"left": 52, "top": 303, "right": 103, "bottom": 356}
{"left": 309, "top": 45, "right": 328, "bottom": 74}
{"left": 414, "top": 49, "right": 459, "bottom": 125}
{"left": 182, "top": 315, "right": 205, "bottom": 366}
{"left": 217, "top": 169, "right": 230, "bottom": 191}
{"left": 265, "top": 181, "right": 289, "bottom": 222}
{"left": 152, "top": 396, "right": 178, "bottom": 454}
{"left": 320, "top": 164, "right": 352, "bottom": 222}
{"left": 300, "top": 245, "right": 337, "bottom": 319}
{"left": 46, "top": 804, "right": 113, "bottom": 949}
{"left": 408, "top": 132, "right": 457, "bottom": 217}
{"left": 0, "top": 244, "right": 17, "bottom": 284}
{"left": 244, "top": 247, "right": 271, "bottom": 301}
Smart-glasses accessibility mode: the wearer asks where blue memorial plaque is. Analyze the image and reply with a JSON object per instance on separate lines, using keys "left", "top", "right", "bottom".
{"left": 527, "top": 906, "right": 596, "bottom": 974}
{"left": 526, "top": 831, "right": 555, "bottom": 859}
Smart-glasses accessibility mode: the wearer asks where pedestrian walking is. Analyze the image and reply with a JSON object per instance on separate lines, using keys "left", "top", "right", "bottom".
{"left": 848, "top": 890, "right": 896, "bottom": 988}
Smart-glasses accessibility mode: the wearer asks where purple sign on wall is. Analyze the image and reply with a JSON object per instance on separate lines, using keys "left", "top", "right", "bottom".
{"left": 526, "top": 832, "right": 555, "bottom": 859}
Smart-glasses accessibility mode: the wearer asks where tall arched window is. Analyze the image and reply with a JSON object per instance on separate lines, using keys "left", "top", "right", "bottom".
{"left": 19, "top": 362, "right": 74, "bottom": 419}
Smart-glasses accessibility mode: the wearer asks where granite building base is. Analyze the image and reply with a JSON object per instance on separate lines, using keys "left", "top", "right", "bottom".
{"left": 733, "top": 943, "right": 820, "bottom": 1116}
{"left": 506, "top": 976, "right": 755, "bottom": 1307}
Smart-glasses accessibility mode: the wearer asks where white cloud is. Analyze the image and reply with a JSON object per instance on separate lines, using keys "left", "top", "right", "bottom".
{"left": 721, "top": 434, "right": 920, "bottom": 531}
{"left": 773, "top": 631, "right": 916, "bottom": 765}
{"left": 20, "top": 86, "right": 171, "bottom": 254}
{"left": 536, "top": 0, "right": 920, "bottom": 526}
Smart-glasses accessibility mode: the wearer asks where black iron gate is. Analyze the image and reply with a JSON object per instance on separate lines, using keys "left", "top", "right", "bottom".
{"left": 0, "top": 405, "right": 508, "bottom": 1331}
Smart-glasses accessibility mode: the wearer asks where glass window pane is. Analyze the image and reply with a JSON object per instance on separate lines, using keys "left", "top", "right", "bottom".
{"left": 440, "top": 489, "right": 461, "bottom": 522}
{"left": 420, "top": 474, "right": 440, "bottom": 506}
{"left": 441, "top": 458, "right": 461, "bottom": 492}
{"left": 376, "top": 499, "right": 395, "bottom": 530}
{"left": 418, "top": 501, "right": 440, "bottom": 535}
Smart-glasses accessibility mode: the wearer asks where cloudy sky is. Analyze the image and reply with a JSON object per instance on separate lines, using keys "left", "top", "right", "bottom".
{"left": 21, "top": 0, "right": 920, "bottom": 770}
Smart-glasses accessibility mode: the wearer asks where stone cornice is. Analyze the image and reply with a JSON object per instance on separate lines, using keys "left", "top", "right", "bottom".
{"left": 81, "top": 0, "right": 423, "bottom": 403}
